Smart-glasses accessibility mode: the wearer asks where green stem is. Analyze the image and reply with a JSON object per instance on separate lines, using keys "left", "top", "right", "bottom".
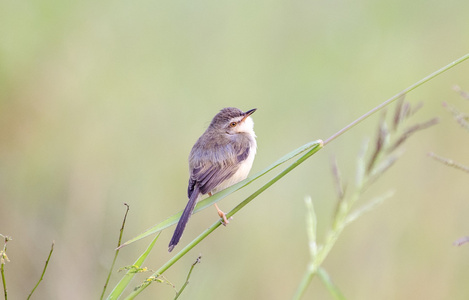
{"left": 27, "top": 241, "right": 54, "bottom": 300}
{"left": 124, "top": 142, "right": 324, "bottom": 299}
{"left": 100, "top": 204, "right": 130, "bottom": 300}
{"left": 317, "top": 267, "right": 345, "bottom": 300}
{"left": 293, "top": 223, "right": 344, "bottom": 300}
{"left": 1, "top": 263, "right": 6, "bottom": 300}
{"left": 174, "top": 256, "right": 201, "bottom": 300}
{"left": 293, "top": 265, "right": 316, "bottom": 300}
{"left": 1, "top": 235, "right": 10, "bottom": 300}
{"left": 324, "top": 53, "right": 469, "bottom": 146}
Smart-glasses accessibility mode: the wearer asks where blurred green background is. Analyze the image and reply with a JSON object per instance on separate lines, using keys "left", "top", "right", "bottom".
{"left": 1, "top": 0, "right": 469, "bottom": 299}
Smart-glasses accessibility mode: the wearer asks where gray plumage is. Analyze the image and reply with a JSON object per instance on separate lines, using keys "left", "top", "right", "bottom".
{"left": 169, "top": 107, "right": 257, "bottom": 252}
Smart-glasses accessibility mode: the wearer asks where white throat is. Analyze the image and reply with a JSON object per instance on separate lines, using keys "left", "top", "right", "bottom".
{"left": 237, "top": 116, "right": 256, "bottom": 138}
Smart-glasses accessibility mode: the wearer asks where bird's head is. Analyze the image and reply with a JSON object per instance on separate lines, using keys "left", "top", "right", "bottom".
{"left": 210, "top": 107, "right": 257, "bottom": 135}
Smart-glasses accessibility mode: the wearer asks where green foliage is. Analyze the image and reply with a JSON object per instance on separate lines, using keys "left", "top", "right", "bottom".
{"left": 106, "top": 233, "right": 160, "bottom": 300}
{"left": 294, "top": 100, "right": 437, "bottom": 299}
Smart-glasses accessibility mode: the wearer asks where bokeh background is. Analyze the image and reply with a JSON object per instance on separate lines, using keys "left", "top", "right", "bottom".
{"left": 1, "top": 0, "right": 469, "bottom": 299}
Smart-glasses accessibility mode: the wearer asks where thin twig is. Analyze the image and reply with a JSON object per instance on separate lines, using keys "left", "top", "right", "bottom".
{"left": 0, "top": 263, "right": 5, "bottom": 300}
{"left": 100, "top": 203, "right": 130, "bottom": 300}
{"left": 324, "top": 53, "right": 469, "bottom": 146}
{"left": 27, "top": 241, "right": 55, "bottom": 300}
{"left": 0, "top": 234, "right": 12, "bottom": 300}
{"left": 174, "top": 256, "right": 202, "bottom": 300}
{"left": 428, "top": 152, "right": 469, "bottom": 174}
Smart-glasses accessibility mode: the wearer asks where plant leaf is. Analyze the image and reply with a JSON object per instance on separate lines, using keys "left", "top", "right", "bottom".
{"left": 106, "top": 232, "right": 160, "bottom": 299}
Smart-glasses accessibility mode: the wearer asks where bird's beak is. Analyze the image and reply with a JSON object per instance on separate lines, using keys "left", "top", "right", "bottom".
{"left": 241, "top": 108, "right": 257, "bottom": 122}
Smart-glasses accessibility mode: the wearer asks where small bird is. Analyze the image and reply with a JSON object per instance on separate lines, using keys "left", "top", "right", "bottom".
{"left": 168, "top": 107, "right": 257, "bottom": 252}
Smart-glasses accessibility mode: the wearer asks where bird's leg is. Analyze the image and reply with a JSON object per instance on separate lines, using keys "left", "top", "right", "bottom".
{"left": 209, "top": 192, "right": 230, "bottom": 226}
{"left": 214, "top": 203, "right": 229, "bottom": 226}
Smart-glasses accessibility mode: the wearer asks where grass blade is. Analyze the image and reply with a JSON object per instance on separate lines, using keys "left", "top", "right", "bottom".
{"left": 106, "top": 232, "right": 160, "bottom": 300}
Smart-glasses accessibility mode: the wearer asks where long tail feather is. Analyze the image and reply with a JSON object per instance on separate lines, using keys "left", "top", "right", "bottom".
{"left": 168, "top": 186, "right": 200, "bottom": 252}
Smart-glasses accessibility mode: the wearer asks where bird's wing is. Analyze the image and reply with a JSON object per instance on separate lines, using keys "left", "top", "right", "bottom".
{"left": 188, "top": 138, "right": 251, "bottom": 197}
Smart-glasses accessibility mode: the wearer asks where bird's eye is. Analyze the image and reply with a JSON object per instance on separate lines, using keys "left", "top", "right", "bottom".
{"left": 229, "top": 122, "right": 237, "bottom": 128}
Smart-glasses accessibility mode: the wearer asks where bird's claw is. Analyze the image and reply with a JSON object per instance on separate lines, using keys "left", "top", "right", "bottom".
{"left": 218, "top": 211, "right": 231, "bottom": 226}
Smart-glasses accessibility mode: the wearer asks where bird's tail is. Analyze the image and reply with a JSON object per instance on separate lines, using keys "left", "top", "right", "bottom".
{"left": 168, "top": 186, "right": 200, "bottom": 252}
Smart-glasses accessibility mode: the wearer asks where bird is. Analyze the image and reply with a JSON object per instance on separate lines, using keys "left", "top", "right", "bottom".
{"left": 168, "top": 107, "right": 257, "bottom": 252}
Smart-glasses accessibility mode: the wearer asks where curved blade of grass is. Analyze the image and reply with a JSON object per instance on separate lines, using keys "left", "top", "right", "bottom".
{"left": 106, "top": 232, "right": 160, "bottom": 300}
{"left": 118, "top": 140, "right": 324, "bottom": 249}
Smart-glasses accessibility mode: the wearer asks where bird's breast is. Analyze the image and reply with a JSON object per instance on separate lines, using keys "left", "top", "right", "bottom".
{"left": 212, "top": 136, "right": 257, "bottom": 193}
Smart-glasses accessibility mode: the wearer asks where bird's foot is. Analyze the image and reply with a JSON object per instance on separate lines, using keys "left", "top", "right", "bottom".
{"left": 214, "top": 203, "right": 231, "bottom": 226}
{"left": 218, "top": 210, "right": 230, "bottom": 226}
